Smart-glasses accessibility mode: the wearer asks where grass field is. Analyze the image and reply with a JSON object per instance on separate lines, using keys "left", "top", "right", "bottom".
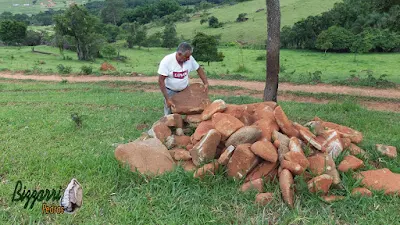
{"left": 0, "top": 0, "right": 93, "bottom": 15}
{"left": 0, "top": 80, "right": 399, "bottom": 224}
{"left": 0, "top": 45, "right": 399, "bottom": 84}
{"left": 148, "top": 0, "right": 342, "bottom": 44}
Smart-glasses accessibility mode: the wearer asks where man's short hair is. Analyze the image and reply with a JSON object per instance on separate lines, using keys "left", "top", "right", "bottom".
{"left": 177, "top": 42, "right": 193, "bottom": 54}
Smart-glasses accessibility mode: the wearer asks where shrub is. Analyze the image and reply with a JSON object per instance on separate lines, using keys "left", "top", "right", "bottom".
{"left": 256, "top": 54, "right": 266, "bottom": 61}
{"left": 80, "top": 65, "right": 93, "bottom": 75}
{"left": 57, "top": 64, "right": 72, "bottom": 74}
{"left": 100, "top": 45, "right": 117, "bottom": 59}
{"left": 236, "top": 13, "right": 248, "bottom": 22}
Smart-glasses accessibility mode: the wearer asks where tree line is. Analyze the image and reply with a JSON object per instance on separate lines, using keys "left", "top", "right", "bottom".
{"left": 281, "top": 0, "right": 400, "bottom": 53}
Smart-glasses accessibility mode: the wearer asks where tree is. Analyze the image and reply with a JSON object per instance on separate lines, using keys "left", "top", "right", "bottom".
{"left": 0, "top": 20, "right": 27, "bottom": 45}
{"left": 54, "top": 5, "right": 105, "bottom": 61}
{"left": 123, "top": 22, "right": 147, "bottom": 49}
{"left": 208, "top": 16, "right": 220, "bottom": 28}
{"left": 315, "top": 30, "right": 333, "bottom": 55}
{"left": 103, "top": 24, "right": 120, "bottom": 43}
{"left": 316, "top": 26, "right": 354, "bottom": 51}
{"left": 162, "top": 23, "right": 179, "bottom": 49}
{"left": 263, "top": 0, "right": 280, "bottom": 102}
{"left": 350, "top": 34, "right": 373, "bottom": 62}
{"left": 23, "top": 30, "right": 42, "bottom": 51}
{"left": 236, "top": 13, "right": 248, "bottom": 22}
{"left": 192, "top": 32, "right": 223, "bottom": 66}
{"left": 100, "top": 0, "right": 126, "bottom": 25}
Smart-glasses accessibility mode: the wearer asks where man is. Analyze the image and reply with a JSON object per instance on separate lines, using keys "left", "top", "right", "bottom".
{"left": 158, "top": 42, "right": 209, "bottom": 115}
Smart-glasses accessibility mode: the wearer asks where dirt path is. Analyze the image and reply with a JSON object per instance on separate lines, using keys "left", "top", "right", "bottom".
{"left": 1, "top": 73, "right": 399, "bottom": 99}
{"left": 1, "top": 73, "right": 399, "bottom": 112}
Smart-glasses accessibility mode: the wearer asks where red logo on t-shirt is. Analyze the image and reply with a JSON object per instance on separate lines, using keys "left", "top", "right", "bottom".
{"left": 173, "top": 70, "right": 188, "bottom": 79}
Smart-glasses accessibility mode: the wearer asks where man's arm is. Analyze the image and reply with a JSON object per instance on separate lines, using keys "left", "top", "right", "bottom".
{"left": 158, "top": 75, "right": 174, "bottom": 107}
{"left": 196, "top": 66, "right": 209, "bottom": 92}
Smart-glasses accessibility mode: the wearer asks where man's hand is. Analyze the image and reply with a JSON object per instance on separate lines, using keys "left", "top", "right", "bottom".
{"left": 204, "top": 83, "right": 209, "bottom": 93}
{"left": 166, "top": 98, "right": 175, "bottom": 108}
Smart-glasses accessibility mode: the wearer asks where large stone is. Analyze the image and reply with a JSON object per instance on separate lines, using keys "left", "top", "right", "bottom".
{"left": 279, "top": 169, "right": 294, "bottom": 208}
{"left": 250, "top": 141, "right": 278, "bottom": 163}
{"left": 376, "top": 144, "right": 397, "bottom": 158}
{"left": 351, "top": 187, "right": 372, "bottom": 197}
{"left": 240, "top": 178, "right": 264, "bottom": 192}
{"left": 341, "top": 138, "right": 352, "bottom": 149}
{"left": 175, "top": 135, "right": 191, "bottom": 147}
{"left": 307, "top": 174, "right": 333, "bottom": 194}
{"left": 181, "top": 160, "right": 197, "bottom": 171}
{"left": 357, "top": 168, "right": 400, "bottom": 195}
{"left": 212, "top": 113, "right": 244, "bottom": 140}
{"left": 319, "top": 130, "right": 344, "bottom": 159}
{"left": 227, "top": 144, "right": 260, "bottom": 179}
{"left": 185, "top": 114, "right": 203, "bottom": 123}
{"left": 244, "top": 102, "right": 277, "bottom": 114}
{"left": 284, "top": 151, "right": 309, "bottom": 169}
{"left": 193, "top": 162, "right": 220, "bottom": 178}
{"left": 201, "top": 99, "right": 227, "bottom": 121}
{"left": 294, "top": 123, "right": 323, "bottom": 151}
{"left": 348, "top": 143, "right": 367, "bottom": 156}
{"left": 192, "top": 120, "right": 214, "bottom": 142}
{"left": 272, "top": 131, "right": 290, "bottom": 162}
{"left": 190, "top": 129, "right": 221, "bottom": 166}
{"left": 252, "top": 119, "right": 279, "bottom": 142}
{"left": 171, "top": 83, "right": 211, "bottom": 115}
{"left": 218, "top": 145, "right": 235, "bottom": 165}
{"left": 308, "top": 153, "right": 340, "bottom": 185}
{"left": 159, "top": 114, "right": 183, "bottom": 128}
{"left": 173, "top": 149, "right": 192, "bottom": 161}
{"left": 255, "top": 192, "right": 274, "bottom": 205}
{"left": 225, "top": 126, "right": 262, "bottom": 147}
{"left": 338, "top": 155, "right": 364, "bottom": 172}
{"left": 239, "top": 111, "right": 255, "bottom": 126}
{"left": 245, "top": 161, "right": 278, "bottom": 182}
{"left": 153, "top": 123, "right": 172, "bottom": 143}
{"left": 314, "top": 117, "right": 363, "bottom": 143}
{"left": 224, "top": 104, "right": 246, "bottom": 119}
{"left": 281, "top": 160, "right": 305, "bottom": 175}
{"left": 114, "top": 138, "right": 175, "bottom": 175}
{"left": 274, "top": 106, "right": 299, "bottom": 138}
{"left": 253, "top": 106, "right": 275, "bottom": 121}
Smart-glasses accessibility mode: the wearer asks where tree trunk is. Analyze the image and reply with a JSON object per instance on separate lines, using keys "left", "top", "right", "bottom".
{"left": 263, "top": 0, "right": 281, "bottom": 102}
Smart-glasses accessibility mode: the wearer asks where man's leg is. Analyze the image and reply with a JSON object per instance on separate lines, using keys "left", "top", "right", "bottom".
{"left": 164, "top": 88, "right": 179, "bottom": 116}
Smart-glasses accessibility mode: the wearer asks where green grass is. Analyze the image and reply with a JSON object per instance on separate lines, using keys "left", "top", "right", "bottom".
{"left": 0, "top": 0, "right": 98, "bottom": 15}
{"left": 148, "top": 0, "right": 342, "bottom": 45}
{"left": 0, "top": 80, "right": 399, "bottom": 224}
{"left": 1, "top": 45, "right": 399, "bottom": 84}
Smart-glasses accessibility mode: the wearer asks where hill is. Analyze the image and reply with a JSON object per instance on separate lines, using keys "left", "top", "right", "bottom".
{"left": 148, "top": 0, "right": 342, "bottom": 45}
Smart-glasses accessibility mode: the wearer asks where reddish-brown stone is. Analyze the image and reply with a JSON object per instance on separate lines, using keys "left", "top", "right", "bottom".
{"left": 212, "top": 113, "right": 244, "bottom": 140}
{"left": 314, "top": 116, "right": 363, "bottom": 143}
{"left": 341, "top": 138, "right": 352, "bottom": 149}
{"left": 245, "top": 161, "right": 278, "bottom": 182}
{"left": 185, "top": 114, "right": 203, "bottom": 123}
{"left": 281, "top": 160, "right": 305, "bottom": 175}
{"left": 274, "top": 106, "right": 299, "bottom": 138}
{"left": 218, "top": 145, "right": 235, "bottom": 165}
{"left": 224, "top": 104, "right": 246, "bottom": 119}
{"left": 240, "top": 178, "right": 264, "bottom": 192}
{"left": 284, "top": 151, "right": 309, "bottom": 169}
{"left": 227, "top": 144, "right": 260, "bottom": 179}
{"left": 173, "top": 149, "right": 192, "bottom": 161}
{"left": 192, "top": 120, "right": 214, "bottom": 142}
{"left": 279, "top": 169, "right": 294, "bottom": 208}
{"left": 175, "top": 135, "right": 191, "bottom": 147}
{"left": 115, "top": 138, "right": 175, "bottom": 175}
{"left": 348, "top": 143, "right": 366, "bottom": 156}
{"left": 351, "top": 187, "right": 372, "bottom": 197}
{"left": 193, "top": 162, "right": 219, "bottom": 178}
{"left": 376, "top": 144, "right": 397, "bottom": 158}
{"left": 250, "top": 141, "right": 278, "bottom": 163}
{"left": 338, "top": 155, "right": 364, "bottom": 172}
{"left": 252, "top": 119, "right": 279, "bottom": 142}
{"left": 171, "top": 83, "right": 211, "bottom": 115}
{"left": 201, "top": 99, "right": 227, "bottom": 121}
{"left": 357, "top": 168, "right": 400, "bottom": 195}
{"left": 190, "top": 129, "right": 221, "bottom": 166}
{"left": 255, "top": 192, "right": 274, "bottom": 205}
{"left": 308, "top": 174, "right": 333, "bottom": 194}
{"left": 153, "top": 123, "right": 172, "bottom": 143}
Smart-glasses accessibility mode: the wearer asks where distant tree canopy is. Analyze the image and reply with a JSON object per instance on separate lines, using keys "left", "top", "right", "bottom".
{"left": 192, "top": 32, "right": 224, "bottom": 65}
{"left": 162, "top": 23, "right": 179, "bottom": 49}
{"left": 0, "top": 20, "right": 27, "bottom": 45}
{"left": 54, "top": 5, "right": 105, "bottom": 60}
{"left": 281, "top": 0, "right": 400, "bottom": 52}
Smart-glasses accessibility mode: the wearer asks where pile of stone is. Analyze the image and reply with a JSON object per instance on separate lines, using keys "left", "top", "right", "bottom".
{"left": 115, "top": 83, "right": 399, "bottom": 207}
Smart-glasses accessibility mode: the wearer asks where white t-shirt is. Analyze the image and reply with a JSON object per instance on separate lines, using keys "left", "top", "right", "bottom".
{"left": 157, "top": 52, "right": 200, "bottom": 91}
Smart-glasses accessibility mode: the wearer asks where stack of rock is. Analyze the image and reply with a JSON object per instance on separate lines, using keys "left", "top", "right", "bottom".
{"left": 115, "top": 84, "right": 399, "bottom": 207}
